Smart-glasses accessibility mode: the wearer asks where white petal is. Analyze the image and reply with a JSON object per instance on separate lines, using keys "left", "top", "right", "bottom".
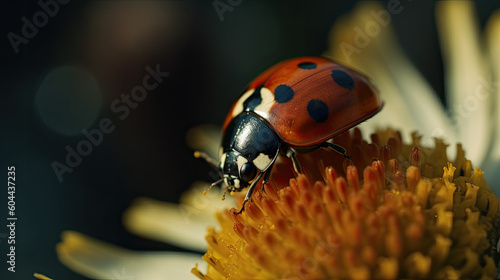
{"left": 485, "top": 10, "right": 500, "bottom": 160}
{"left": 327, "top": 2, "right": 457, "bottom": 148}
{"left": 482, "top": 9, "right": 500, "bottom": 192}
{"left": 123, "top": 182, "right": 236, "bottom": 252}
{"left": 436, "top": 1, "right": 491, "bottom": 166}
{"left": 123, "top": 198, "right": 209, "bottom": 251}
{"left": 57, "top": 231, "right": 205, "bottom": 280}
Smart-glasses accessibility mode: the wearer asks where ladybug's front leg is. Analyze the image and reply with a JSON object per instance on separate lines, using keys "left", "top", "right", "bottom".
{"left": 260, "top": 161, "right": 274, "bottom": 193}
{"left": 235, "top": 171, "right": 264, "bottom": 215}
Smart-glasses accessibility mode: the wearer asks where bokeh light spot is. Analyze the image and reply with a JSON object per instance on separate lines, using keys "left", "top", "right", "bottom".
{"left": 35, "top": 66, "right": 102, "bottom": 135}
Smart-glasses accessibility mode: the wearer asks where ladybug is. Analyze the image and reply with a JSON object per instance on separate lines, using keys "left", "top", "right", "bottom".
{"left": 196, "top": 56, "right": 382, "bottom": 214}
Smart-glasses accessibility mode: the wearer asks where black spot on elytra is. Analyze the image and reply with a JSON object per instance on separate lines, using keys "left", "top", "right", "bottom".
{"left": 298, "top": 62, "right": 317, "bottom": 70}
{"left": 243, "top": 86, "right": 263, "bottom": 111}
{"left": 274, "top": 84, "right": 294, "bottom": 103}
{"left": 331, "top": 69, "right": 355, "bottom": 90}
{"left": 307, "top": 99, "right": 329, "bottom": 123}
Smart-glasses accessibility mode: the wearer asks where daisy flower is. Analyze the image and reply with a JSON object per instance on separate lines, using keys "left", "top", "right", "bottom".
{"left": 192, "top": 128, "right": 500, "bottom": 279}
{"left": 55, "top": 2, "right": 500, "bottom": 279}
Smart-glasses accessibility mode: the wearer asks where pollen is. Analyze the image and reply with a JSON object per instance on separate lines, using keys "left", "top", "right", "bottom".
{"left": 193, "top": 129, "right": 500, "bottom": 279}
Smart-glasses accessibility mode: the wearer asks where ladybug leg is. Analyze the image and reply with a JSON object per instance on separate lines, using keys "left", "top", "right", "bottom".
{"left": 260, "top": 161, "right": 275, "bottom": 193}
{"left": 235, "top": 171, "right": 264, "bottom": 215}
{"left": 319, "top": 142, "right": 350, "bottom": 159}
{"left": 285, "top": 147, "right": 303, "bottom": 174}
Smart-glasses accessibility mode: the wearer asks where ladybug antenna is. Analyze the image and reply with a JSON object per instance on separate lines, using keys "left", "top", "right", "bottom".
{"left": 203, "top": 178, "right": 223, "bottom": 196}
{"left": 222, "top": 188, "right": 228, "bottom": 201}
{"left": 194, "top": 151, "right": 219, "bottom": 169}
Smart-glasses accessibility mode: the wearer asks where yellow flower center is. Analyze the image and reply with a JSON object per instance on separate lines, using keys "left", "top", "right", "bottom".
{"left": 192, "top": 129, "right": 499, "bottom": 280}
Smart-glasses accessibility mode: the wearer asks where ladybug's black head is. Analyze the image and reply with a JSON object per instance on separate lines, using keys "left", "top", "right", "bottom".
{"left": 219, "top": 150, "right": 257, "bottom": 192}
{"left": 219, "top": 113, "right": 280, "bottom": 193}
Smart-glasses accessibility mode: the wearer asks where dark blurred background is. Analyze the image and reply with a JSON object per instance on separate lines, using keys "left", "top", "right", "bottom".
{"left": 1, "top": 0, "right": 499, "bottom": 279}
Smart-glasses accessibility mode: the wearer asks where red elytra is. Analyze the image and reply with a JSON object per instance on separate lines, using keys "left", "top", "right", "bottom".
{"left": 222, "top": 56, "right": 383, "bottom": 147}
